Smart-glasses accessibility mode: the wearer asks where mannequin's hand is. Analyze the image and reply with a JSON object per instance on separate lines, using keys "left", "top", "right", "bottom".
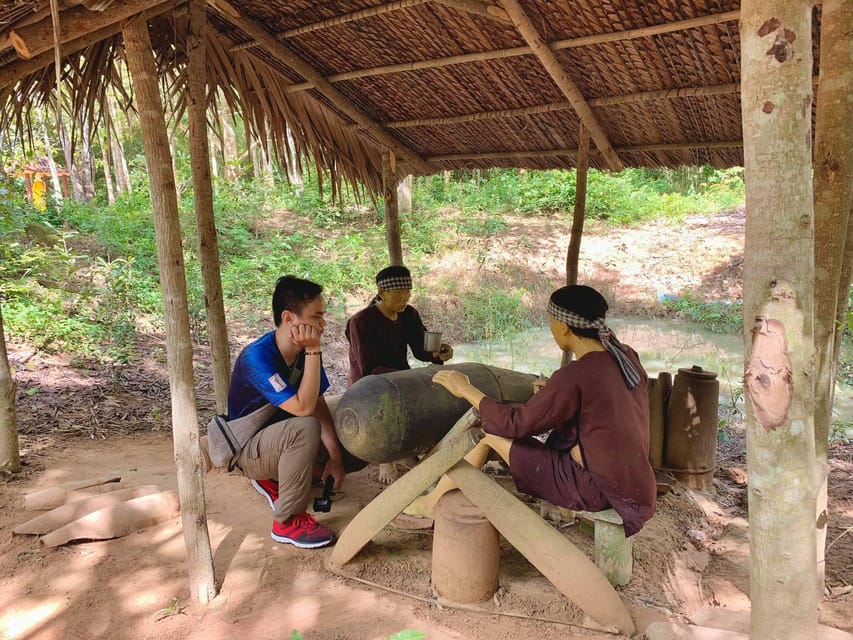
{"left": 432, "top": 370, "right": 470, "bottom": 397}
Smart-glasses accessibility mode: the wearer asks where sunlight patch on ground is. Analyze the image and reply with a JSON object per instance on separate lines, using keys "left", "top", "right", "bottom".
{"left": 0, "top": 600, "right": 63, "bottom": 640}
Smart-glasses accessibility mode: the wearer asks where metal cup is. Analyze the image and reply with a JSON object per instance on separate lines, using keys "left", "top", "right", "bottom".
{"left": 424, "top": 331, "right": 443, "bottom": 353}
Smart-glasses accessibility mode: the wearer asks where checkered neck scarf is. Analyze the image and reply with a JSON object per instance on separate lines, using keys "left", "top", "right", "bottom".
{"left": 547, "top": 299, "right": 641, "bottom": 389}
{"left": 376, "top": 274, "right": 412, "bottom": 291}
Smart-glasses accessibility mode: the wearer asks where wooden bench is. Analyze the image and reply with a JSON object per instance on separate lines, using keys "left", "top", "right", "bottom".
{"left": 541, "top": 502, "right": 632, "bottom": 587}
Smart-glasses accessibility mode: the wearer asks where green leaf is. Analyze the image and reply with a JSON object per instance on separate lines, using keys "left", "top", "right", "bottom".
{"left": 26, "top": 387, "right": 39, "bottom": 396}
{"left": 289, "top": 631, "right": 304, "bottom": 640}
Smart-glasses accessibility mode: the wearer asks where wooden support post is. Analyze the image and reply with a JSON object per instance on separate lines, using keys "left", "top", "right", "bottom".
{"left": 122, "top": 13, "right": 216, "bottom": 604}
{"left": 0, "top": 303, "right": 20, "bottom": 474}
{"left": 812, "top": 0, "right": 853, "bottom": 596}
{"left": 382, "top": 150, "right": 404, "bottom": 266}
{"left": 740, "top": 0, "right": 817, "bottom": 637}
{"left": 187, "top": 0, "right": 231, "bottom": 414}
{"left": 561, "top": 126, "right": 589, "bottom": 366}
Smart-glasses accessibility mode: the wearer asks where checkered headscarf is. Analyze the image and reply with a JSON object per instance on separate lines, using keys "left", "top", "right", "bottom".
{"left": 547, "top": 299, "right": 641, "bottom": 389}
{"left": 376, "top": 273, "right": 412, "bottom": 291}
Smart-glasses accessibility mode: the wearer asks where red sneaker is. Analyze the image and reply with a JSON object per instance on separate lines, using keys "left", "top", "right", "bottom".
{"left": 271, "top": 512, "right": 336, "bottom": 548}
{"left": 251, "top": 478, "right": 278, "bottom": 510}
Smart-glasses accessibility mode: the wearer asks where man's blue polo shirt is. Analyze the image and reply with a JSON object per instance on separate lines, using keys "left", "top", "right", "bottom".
{"left": 227, "top": 331, "right": 329, "bottom": 422}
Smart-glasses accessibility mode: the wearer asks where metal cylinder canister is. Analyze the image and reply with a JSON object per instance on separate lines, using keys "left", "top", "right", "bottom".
{"left": 335, "top": 363, "right": 536, "bottom": 463}
{"left": 663, "top": 365, "right": 719, "bottom": 490}
{"left": 432, "top": 490, "right": 500, "bottom": 604}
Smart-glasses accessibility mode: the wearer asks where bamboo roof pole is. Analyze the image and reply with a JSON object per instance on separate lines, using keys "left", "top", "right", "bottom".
{"left": 121, "top": 12, "right": 216, "bottom": 605}
{"left": 500, "top": 0, "right": 622, "bottom": 170}
{"left": 207, "top": 0, "right": 432, "bottom": 175}
{"left": 382, "top": 150, "right": 404, "bottom": 266}
{"left": 284, "top": 10, "right": 741, "bottom": 94}
{"left": 0, "top": 3, "right": 177, "bottom": 90}
{"left": 280, "top": 0, "right": 430, "bottom": 39}
{"left": 186, "top": 0, "right": 231, "bottom": 415}
{"left": 356, "top": 82, "right": 748, "bottom": 130}
{"left": 433, "top": 0, "right": 511, "bottom": 23}
{"left": 9, "top": 0, "right": 171, "bottom": 60}
{"left": 426, "top": 140, "right": 742, "bottom": 162}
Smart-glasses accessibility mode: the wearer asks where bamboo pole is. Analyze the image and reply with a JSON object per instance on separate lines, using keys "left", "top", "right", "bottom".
{"left": 282, "top": 0, "right": 429, "bottom": 38}
{"left": 284, "top": 10, "right": 741, "bottom": 94}
{"left": 208, "top": 0, "right": 432, "bottom": 175}
{"left": 187, "top": 0, "right": 231, "bottom": 415}
{"left": 426, "top": 140, "right": 742, "bottom": 162}
{"left": 434, "top": 0, "right": 511, "bottom": 23}
{"left": 498, "top": 0, "right": 622, "bottom": 171}
{"left": 382, "top": 150, "right": 404, "bottom": 265}
{"left": 122, "top": 13, "right": 216, "bottom": 605}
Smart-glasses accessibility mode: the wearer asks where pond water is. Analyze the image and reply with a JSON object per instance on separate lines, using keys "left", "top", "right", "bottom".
{"left": 420, "top": 317, "right": 852, "bottom": 426}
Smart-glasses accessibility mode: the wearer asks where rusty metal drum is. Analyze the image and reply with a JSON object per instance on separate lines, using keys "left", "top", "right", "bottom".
{"left": 663, "top": 365, "right": 720, "bottom": 490}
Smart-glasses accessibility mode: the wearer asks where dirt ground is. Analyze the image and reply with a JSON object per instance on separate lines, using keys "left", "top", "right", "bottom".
{"left": 2, "top": 207, "right": 852, "bottom": 639}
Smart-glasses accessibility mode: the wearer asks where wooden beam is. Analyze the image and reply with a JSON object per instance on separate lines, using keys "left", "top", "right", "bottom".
{"left": 283, "top": 10, "right": 741, "bottom": 93}
{"left": 0, "top": 2, "right": 177, "bottom": 90}
{"left": 433, "top": 0, "right": 511, "bottom": 23}
{"left": 9, "top": 0, "right": 170, "bottom": 60}
{"left": 426, "top": 140, "right": 742, "bottom": 162}
{"left": 499, "top": 0, "right": 622, "bottom": 171}
{"left": 208, "top": 0, "right": 432, "bottom": 175}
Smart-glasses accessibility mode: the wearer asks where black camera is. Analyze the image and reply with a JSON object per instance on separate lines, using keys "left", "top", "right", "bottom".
{"left": 313, "top": 475, "right": 334, "bottom": 513}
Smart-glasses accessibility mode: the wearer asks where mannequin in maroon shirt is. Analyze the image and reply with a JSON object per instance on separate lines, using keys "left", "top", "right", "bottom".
{"left": 407, "top": 285, "right": 656, "bottom": 537}
{"left": 346, "top": 265, "right": 453, "bottom": 482}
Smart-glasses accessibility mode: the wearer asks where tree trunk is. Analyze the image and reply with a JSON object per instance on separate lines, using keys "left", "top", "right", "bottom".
{"left": 79, "top": 116, "right": 96, "bottom": 201}
{"left": 398, "top": 174, "right": 413, "bottom": 213}
{"left": 740, "top": 1, "right": 818, "bottom": 638}
{"left": 811, "top": 0, "right": 853, "bottom": 596}
{"left": 220, "top": 103, "right": 238, "bottom": 181}
{"left": 39, "top": 107, "right": 63, "bottom": 201}
{"left": 107, "top": 95, "right": 132, "bottom": 195}
{"left": 0, "top": 303, "right": 20, "bottom": 475}
{"left": 122, "top": 14, "right": 216, "bottom": 605}
{"left": 382, "top": 150, "right": 403, "bottom": 266}
{"left": 187, "top": 0, "right": 231, "bottom": 415}
{"left": 100, "top": 131, "right": 116, "bottom": 205}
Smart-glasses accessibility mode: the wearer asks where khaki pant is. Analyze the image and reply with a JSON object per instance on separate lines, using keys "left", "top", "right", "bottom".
{"left": 235, "top": 416, "right": 320, "bottom": 522}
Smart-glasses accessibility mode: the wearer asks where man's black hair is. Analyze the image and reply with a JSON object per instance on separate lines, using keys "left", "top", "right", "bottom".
{"left": 272, "top": 275, "right": 323, "bottom": 326}
{"left": 550, "top": 285, "right": 609, "bottom": 340}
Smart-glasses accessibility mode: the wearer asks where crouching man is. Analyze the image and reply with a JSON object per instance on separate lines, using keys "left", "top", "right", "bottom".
{"left": 228, "top": 275, "right": 362, "bottom": 548}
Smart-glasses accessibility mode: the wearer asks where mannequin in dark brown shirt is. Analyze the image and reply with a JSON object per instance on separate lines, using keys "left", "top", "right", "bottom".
{"left": 407, "top": 285, "right": 656, "bottom": 537}
{"left": 345, "top": 265, "right": 453, "bottom": 482}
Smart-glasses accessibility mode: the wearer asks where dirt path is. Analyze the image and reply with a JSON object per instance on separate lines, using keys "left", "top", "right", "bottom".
{"left": 2, "top": 208, "right": 851, "bottom": 639}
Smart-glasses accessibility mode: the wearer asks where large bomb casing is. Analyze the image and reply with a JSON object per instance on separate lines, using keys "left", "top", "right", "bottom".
{"left": 335, "top": 363, "right": 537, "bottom": 463}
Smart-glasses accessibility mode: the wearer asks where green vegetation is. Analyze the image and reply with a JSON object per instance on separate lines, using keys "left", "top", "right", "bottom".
{"left": 0, "top": 164, "right": 751, "bottom": 365}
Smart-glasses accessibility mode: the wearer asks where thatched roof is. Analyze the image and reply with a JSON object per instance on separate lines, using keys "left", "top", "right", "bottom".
{"left": 0, "top": 0, "right": 823, "bottom": 191}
